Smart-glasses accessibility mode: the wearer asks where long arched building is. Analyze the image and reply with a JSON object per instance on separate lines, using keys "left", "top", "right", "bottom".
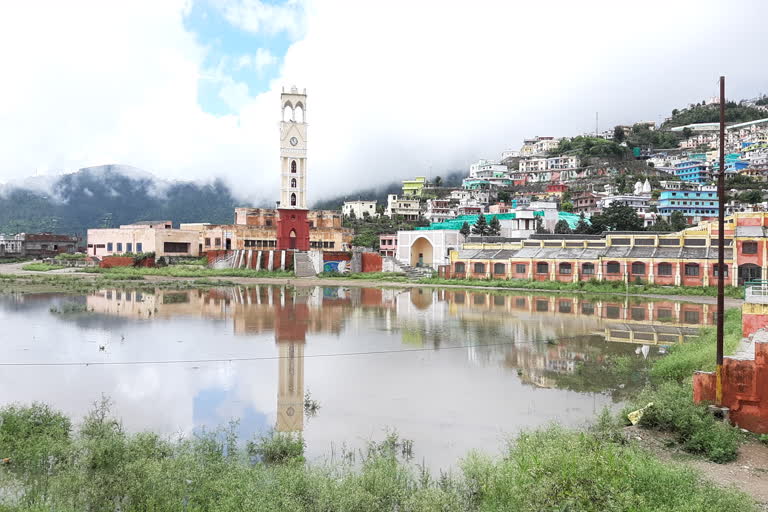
{"left": 443, "top": 212, "right": 768, "bottom": 287}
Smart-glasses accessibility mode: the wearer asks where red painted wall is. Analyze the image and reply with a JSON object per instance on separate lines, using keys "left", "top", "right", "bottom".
{"left": 693, "top": 342, "right": 768, "bottom": 434}
{"left": 361, "top": 252, "right": 382, "bottom": 272}
{"left": 323, "top": 251, "right": 352, "bottom": 262}
{"left": 100, "top": 256, "right": 154, "bottom": 268}
{"left": 276, "top": 208, "right": 310, "bottom": 251}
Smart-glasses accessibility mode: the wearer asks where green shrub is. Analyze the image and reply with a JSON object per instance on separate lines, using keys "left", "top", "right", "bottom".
{"left": 21, "top": 263, "right": 66, "bottom": 272}
{"left": 247, "top": 431, "right": 305, "bottom": 465}
{"left": 634, "top": 381, "right": 741, "bottom": 463}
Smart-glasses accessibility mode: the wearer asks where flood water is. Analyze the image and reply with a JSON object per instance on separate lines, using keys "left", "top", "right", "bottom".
{"left": 0, "top": 285, "right": 711, "bottom": 468}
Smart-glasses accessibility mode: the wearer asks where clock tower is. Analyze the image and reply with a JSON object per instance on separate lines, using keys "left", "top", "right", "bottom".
{"left": 276, "top": 86, "right": 310, "bottom": 251}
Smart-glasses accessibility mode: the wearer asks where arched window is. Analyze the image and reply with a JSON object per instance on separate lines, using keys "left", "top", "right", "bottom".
{"left": 290, "top": 193, "right": 297, "bottom": 206}
{"left": 454, "top": 262, "right": 465, "bottom": 273}
{"left": 606, "top": 261, "right": 620, "bottom": 274}
{"left": 631, "top": 262, "right": 646, "bottom": 275}
{"left": 657, "top": 262, "right": 673, "bottom": 276}
{"left": 582, "top": 263, "right": 595, "bottom": 275}
{"left": 493, "top": 263, "right": 505, "bottom": 275}
{"left": 290, "top": 178, "right": 297, "bottom": 188}
{"left": 474, "top": 263, "right": 486, "bottom": 274}
{"left": 559, "top": 262, "right": 572, "bottom": 275}
{"left": 684, "top": 263, "right": 700, "bottom": 276}
{"left": 291, "top": 160, "right": 297, "bottom": 173}
{"left": 294, "top": 104, "right": 304, "bottom": 123}
{"left": 282, "top": 103, "right": 293, "bottom": 122}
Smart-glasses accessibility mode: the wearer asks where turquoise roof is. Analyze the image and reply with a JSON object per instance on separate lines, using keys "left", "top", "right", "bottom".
{"left": 414, "top": 211, "right": 587, "bottom": 231}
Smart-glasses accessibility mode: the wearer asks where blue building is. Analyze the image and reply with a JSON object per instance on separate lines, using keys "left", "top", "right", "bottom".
{"left": 673, "top": 160, "right": 711, "bottom": 184}
{"left": 658, "top": 190, "right": 719, "bottom": 220}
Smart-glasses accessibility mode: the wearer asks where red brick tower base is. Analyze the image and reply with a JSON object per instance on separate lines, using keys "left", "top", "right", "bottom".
{"left": 277, "top": 208, "right": 310, "bottom": 251}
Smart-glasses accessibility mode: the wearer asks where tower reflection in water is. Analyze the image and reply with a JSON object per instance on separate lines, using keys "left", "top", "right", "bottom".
{"left": 274, "top": 291, "right": 308, "bottom": 433}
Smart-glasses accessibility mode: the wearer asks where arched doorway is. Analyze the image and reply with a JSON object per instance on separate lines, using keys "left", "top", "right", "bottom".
{"left": 289, "top": 229, "right": 297, "bottom": 250}
{"left": 410, "top": 237, "right": 433, "bottom": 267}
{"left": 738, "top": 263, "right": 761, "bottom": 284}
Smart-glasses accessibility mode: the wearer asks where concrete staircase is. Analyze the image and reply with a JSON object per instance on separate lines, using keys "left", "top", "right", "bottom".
{"left": 294, "top": 252, "right": 317, "bottom": 277}
{"left": 400, "top": 264, "right": 435, "bottom": 280}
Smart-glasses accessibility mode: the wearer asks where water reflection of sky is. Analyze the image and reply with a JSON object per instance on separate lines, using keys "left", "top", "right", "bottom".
{"left": 0, "top": 286, "right": 706, "bottom": 468}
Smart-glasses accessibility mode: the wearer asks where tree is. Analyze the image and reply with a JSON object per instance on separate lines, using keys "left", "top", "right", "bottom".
{"left": 434, "top": 176, "right": 442, "bottom": 187}
{"left": 682, "top": 127, "right": 693, "bottom": 139}
{"left": 488, "top": 216, "right": 501, "bottom": 236}
{"left": 535, "top": 216, "right": 549, "bottom": 234}
{"left": 497, "top": 190, "right": 511, "bottom": 203}
{"left": 590, "top": 202, "right": 643, "bottom": 232}
{"left": 560, "top": 201, "right": 574, "bottom": 212}
{"left": 672, "top": 109, "right": 679, "bottom": 116}
{"left": 554, "top": 219, "right": 572, "bottom": 234}
{"left": 472, "top": 214, "right": 489, "bottom": 236}
{"left": 740, "top": 189, "right": 763, "bottom": 205}
{"left": 459, "top": 221, "right": 470, "bottom": 237}
{"left": 574, "top": 213, "right": 591, "bottom": 234}
{"left": 669, "top": 211, "right": 687, "bottom": 231}
{"left": 648, "top": 218, "right": 672, "bottom": 232}
{"left": 613, "top": 126, "right": 625, "bottom": 143}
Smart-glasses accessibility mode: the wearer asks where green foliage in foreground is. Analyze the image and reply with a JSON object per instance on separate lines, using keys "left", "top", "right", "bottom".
{"left": 631, "top": 382, "right": 743, "bottom": 464}
{"left": 81, "top": 265, "right": 294, "bottom": 279}
{"left": 0, "top": 402, "right": 756, "bottom": 511}
{"left": 415, "top": 276, "right": 744, "bottom": 298}
{"left": 54, "top": 252, "right": 86, "bottom": 261}
{"left": 623, "top": 308, "right": 745, "bottom": 463}
{"left": 20, "top": 263, "right": 66, "bottom": 272}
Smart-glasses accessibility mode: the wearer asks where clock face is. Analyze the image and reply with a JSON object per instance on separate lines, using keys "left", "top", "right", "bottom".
{"left": 290, "top": 136, "right": 298, "bottom": 146}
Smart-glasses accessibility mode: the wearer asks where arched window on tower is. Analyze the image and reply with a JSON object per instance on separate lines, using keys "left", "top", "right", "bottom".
{"left": 291, "top": 193, "right": 297, "bottom": 206}
{"left": 295, "top": 104, "right": 304, "bottom": 123}
{"left": 291, "top": 178, "right": 297, "bottom": 188}
{"left": 291, "top": 160, "right": 297, "bottom": 173}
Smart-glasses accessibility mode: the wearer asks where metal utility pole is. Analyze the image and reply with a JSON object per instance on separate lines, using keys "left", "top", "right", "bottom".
{"left": 716, "top": 75, "right": 726, "bottom": 405}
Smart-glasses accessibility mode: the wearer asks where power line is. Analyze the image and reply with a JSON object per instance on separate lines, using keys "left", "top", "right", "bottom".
{"left": 0, "top": 335, "right": 593, "bottom": 368}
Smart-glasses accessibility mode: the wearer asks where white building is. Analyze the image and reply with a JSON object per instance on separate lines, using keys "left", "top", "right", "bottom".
{"left": 424, "top": 199, "right": 456, "bottom": 223}
{"left": 342, "top": 200, "right": 378, "bottom": 218}
{"left": 449, "top": 189, "right": 490, "bottom": 206}
{"left": 396, "top": 230, "right": 463, "bottom": 268}
{"left": 385, "top": 194, "right": 421, "bottom": 221}
{"left": 599, "top": 195, "right": 652, "bottom": 214}
{"left": 463, "top": 159, "right": 513, "bottom": 188}
{"left": 0, "top": 234, "right": 23, "bottom": 256}
{"left": 547, "top": 155, "right": 580, "bottom": 170}
{"left": 519, "top": 158, "right": 547, "bottom": 172}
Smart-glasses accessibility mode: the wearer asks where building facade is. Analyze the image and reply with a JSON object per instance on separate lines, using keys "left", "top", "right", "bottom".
{"left": 445, "top": 212, "right": 768, "bottom": 287}
{"left": 385, "top": 194, "right": 421, "bottom": 220}
{"left": 658, "top": 189, "right": 719, "bottom": 222}
{"left": 87, "top": 221, "right": 200, "bottom": 258}
{"left": 342, "top": 200, "right": 378, "bottom": 218}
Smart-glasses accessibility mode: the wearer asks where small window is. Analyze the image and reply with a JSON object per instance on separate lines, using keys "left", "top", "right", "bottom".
{"left": 713, "top": 264, "right": 728, "bottom": 278}
{"left": 536, "top": 262, "right": 549, "bottom": 274}
{"left": 291, "top": 160, "right": 297, "bottom": 173}
{"left": 116, "top": 243, "right": 123, "bottom": 252}
{"left": 454, "top": 262, "right": 465, "bottom": 273}
{"left": 559, "top": 262, "right": 572, "bottom": 275}
{"left": 657, "top": 308, "right": 672, "bottom": 319}
{"left": 657, "top": 263, "right": 673, "bottom": 276}
{"left": 558, "top": 300, "right": 572, "bottom": 313}
{"left": 581, "top": 302, "right": 594, "bottom": 315}
{"left": 684, "top": 263, "right": 700, "bottom": 276}
{"left": 107, "top": 243, "right": 113, "bottom": 252}
{"left": 631, "top": 262, "right": 645, "bottom": 275}
{"left": 606, "top": 261, "right": 620, "bottom": 274}
{"left": 493, "top": 263, "right": 505, "bottom": 274}
{"left": 683, "top": 310, "right": 700, "bottom": 324}
{"left": 742, "top": 242, "right": 758, "bottom": 255}
{"left": 631, "top": 308, "right": 646, "bottom": 321}
{"left": 266, "top": 220, "right": 273, "bottom": 227}
{"left": 127, "top": 243, "right": 132, "bottom": 253}
{"left": 515, "top": 264, "right": 527, "bottom": 274}
{"left": 536, "top": 299, "right": 548, "bottom": 312}
{"left": 205, "top": 238, "right": 211, "bottom": 247}
{"left": 291, "top": 178, "right": 297, "bottom": 188}
{"left": 606, "top": 306, "right": 621, "bottom": 319}
{"left": 214, "top": 238, "right": 221, "bottom": 247}
{"left": 136, "top": 243, "right": 143, "bottom": 253}
{"left": 291, "top": 193, "right": 297, "bottom": 206}
{"left": 582, "top": 263, "right": 595, "bottom": 275}
{"left": 474, "top": 263, "right": 486, "bottom": 274}
{"left": 454, "top": 292, "right": 465, "bottom": 304}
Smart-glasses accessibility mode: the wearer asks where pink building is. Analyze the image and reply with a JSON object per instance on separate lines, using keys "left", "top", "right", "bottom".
{"left": 379, "top": 234, "right": 397, "bottom": 257}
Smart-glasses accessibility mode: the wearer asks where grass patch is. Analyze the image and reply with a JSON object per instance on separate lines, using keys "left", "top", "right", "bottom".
{"left": 21, "top": 263, "right": 66, "bottom": 272}
{"left": 81, "top": 265, "right": 294, "bottom": 279}
{"left": 0, "top": 402, "right": 757, "bottom": 511}
{"left": 650, "top": 308, "right": 743, "bottom": 383}
{"left": 54, "top": 253, "right": 86, "bottom": 260}
{"left": 317, "top": 271, "right": 409, "bottom": 281}
{"left": 416, "top": 276, "right": 744, "bottom": 298}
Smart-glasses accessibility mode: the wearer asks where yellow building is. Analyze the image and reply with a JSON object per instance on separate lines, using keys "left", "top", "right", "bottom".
{"left": 402, "top": 176, "right": 427, "bottom": 197}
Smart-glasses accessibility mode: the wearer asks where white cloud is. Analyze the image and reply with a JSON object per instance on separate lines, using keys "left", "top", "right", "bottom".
{"left": 236, "top": 48, "right": 277, "bottom": 74}
{"left": 0, "top": 0, "right": 767, "bottom": 208}
{"left": 217, "top": 0, "right": 306, "bottom": 38}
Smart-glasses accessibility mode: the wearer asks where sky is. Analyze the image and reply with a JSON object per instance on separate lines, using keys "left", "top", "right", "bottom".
{"left": 0, "top": 0, "right": 767, "bottom": 205}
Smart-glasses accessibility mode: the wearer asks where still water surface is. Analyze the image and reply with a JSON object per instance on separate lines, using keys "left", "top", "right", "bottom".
{"left": 0, "top": 285, "right": 711, "bottom": 467}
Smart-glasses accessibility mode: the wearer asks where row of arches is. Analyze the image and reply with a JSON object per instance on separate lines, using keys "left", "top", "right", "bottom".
{"left": 282, "top": 102, "right": 305, "bottom": 122}
{"left": 454, "top": 261, "right": 763, "bottom": 283}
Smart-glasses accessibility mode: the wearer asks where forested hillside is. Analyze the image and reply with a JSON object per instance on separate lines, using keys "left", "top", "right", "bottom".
{"left": 0, "top": 165, "right": 242, "bottom": 237}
